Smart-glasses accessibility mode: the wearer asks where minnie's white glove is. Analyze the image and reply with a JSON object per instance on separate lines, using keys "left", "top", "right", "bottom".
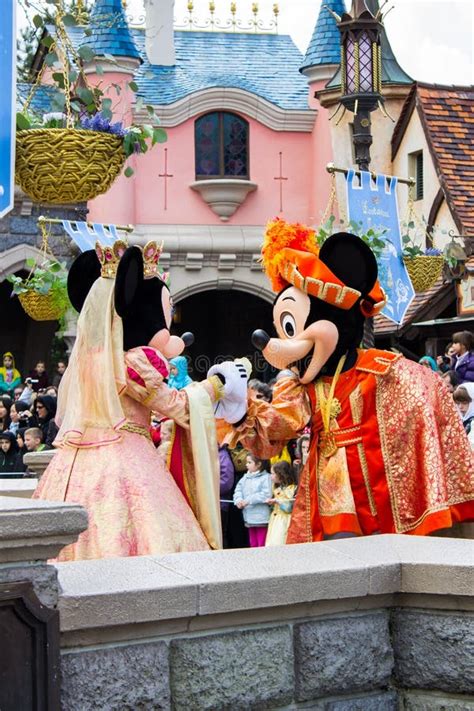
{"left": 208, "top": 358, "right": 251, "bottom": 424}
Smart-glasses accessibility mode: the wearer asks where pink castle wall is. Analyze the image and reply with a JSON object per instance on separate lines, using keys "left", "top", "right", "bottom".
{"left": 88, "top": 110, "right": 316, "bottom": 227}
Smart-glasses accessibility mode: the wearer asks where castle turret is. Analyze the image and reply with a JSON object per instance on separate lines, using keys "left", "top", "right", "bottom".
{"left": 300, "top": 0, "right": 347, "bottom": 84}
{"left": 81, "top": 0, "right": 142, "bottom": 224}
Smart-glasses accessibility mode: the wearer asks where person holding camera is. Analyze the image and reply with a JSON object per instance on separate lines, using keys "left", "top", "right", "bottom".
{"left": 28, "top": 361, "right": 49, "bottom": 392}
{"left": 8, "top": 400, "right": 34, "bottom": 436}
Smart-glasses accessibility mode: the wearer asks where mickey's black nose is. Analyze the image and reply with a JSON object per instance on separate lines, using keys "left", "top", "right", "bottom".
{"left": 252, "top": 329, "right": 270, "bottom": 350}
{"left": 182, "top": 332, "right": 194, "bottom": 347}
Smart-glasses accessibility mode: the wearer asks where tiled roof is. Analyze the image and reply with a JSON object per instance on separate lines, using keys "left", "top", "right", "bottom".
{"left": 300, "top": 0, "right": 346, "bottom": 72}
{"left": 417, "top": 84, "right": 474, "bottom": 235}
{"left": 375, "top": 277, "right": 450, "bottom": 335}
{"left": 51, "top": 27, "right": 309, "bottom": 111}
{"left": 133, "top": 31, "right": 309, "bottom": 110}
{"left": 17, "top": 82, "right": 58, "bottom": 115}
{"left": 81, "top": 0, "right": 140, "bottom": 61}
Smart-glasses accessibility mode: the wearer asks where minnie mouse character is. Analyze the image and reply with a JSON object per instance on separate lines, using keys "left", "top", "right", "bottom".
{"left": 34, "top": 239, "right": 236, "bottom": 561}
{"left": 221, "top": 219, "right": 473, "bottom": 541}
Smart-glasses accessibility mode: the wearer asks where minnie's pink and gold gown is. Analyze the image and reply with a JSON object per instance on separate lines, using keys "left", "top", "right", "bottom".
{"left": 33, "top": 279, "right": 221, "bottom": 561}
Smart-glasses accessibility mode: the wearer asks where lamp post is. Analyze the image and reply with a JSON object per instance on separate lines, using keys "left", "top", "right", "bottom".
{"left": 336, "top": 0, "right": 384, "bottom": 172}
{"left": 330, "top": 0, "right": 384, "bottom": 346}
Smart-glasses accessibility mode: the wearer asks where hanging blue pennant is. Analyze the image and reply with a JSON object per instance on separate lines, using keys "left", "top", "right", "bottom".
{"left": 61, "top": 221, "right": 120, "bottom": 252}
{"left": 345, "top": 169, "right": 414, "bottom": 324}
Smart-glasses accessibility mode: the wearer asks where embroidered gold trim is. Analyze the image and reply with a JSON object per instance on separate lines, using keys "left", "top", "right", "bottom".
{"left": 357, "top": 442, "right": 377, "bottom": 517}
{"left": 375, "top": 373, "right": 401, "bottom": 530}
{"left": 120, "top": 421, "right": 152, "bottom": 441}
{"left": 349, "top": 385, "right": 364, "bottom": 425}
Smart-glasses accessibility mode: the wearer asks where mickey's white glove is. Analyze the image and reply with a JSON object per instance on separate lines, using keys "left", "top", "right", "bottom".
{"left": 208, "top": 358, "right": 251, "bottom": 424}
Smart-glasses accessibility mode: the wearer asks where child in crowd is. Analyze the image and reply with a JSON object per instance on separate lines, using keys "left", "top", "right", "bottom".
{"left": 28, "top": 361, "right": 49, "bottom": 392}
{"left": 233, "top": 453, "right": 272, "bottom": 547}
{"left": 0, "top": 431, "right": 26, "bottom": 474}
{"left": 453, "top": 384, "right": 474, "bottom": 449}
{"left": 24, "top": 427, "right": 48, "bottom": 453}
{"left": 0, "top": 353, "right": 22, "bottom": 396}
{"left": 265, "top": 460, "right": 298, "bottom": 546}
{"left": 451, "top": 331, "right": 474, "bottom": 383}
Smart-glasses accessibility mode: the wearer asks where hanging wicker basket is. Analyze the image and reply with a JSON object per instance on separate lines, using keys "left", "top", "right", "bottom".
{"left": 403, "top": 255, "right": 444, "bottom": 293}
{"left": 18, "top": 291, "right": 66, "bottom": 322}
{"left": 15, "top": 128, "right": 126, "bottom": 204}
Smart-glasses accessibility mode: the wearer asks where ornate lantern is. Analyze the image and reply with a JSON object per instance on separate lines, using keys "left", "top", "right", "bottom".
{"left": 338, "top": 0, "right": 383, "bottom": 112}
{"left": 336, "top": 0, "right": 384, "bottom": 171}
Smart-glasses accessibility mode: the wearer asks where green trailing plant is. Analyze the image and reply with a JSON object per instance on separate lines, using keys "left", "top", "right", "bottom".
{"left": 315, "top": 215, "right": 389, "bottom": 260}
{"left": 401, "top": 220, "right": 443, "bottom": 259}
{"left": 7, "top": 257, "right": 71, "bottom": 315}
{"left": 16, "top": 0, "right": 167, "bottom": 177}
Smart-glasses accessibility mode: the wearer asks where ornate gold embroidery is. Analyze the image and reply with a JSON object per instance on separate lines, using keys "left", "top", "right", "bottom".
{"left": 317, "top": 436, "right": 357, "bottom": 516}
{"left": 120, "top": 422, "right": 152, "bottom": 441}
{"left": 377, "top": 358, "right": 474, "bottom": 533}
{"left": 357, "top": 442, "right": 377, "bottom": 517}
{"left": 349, "top": 385, "right": 364, "bottom": 425}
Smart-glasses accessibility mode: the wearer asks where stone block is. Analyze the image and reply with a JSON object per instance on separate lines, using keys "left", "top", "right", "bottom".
{"left": 0, "top": 496, "right": 88, "bottom": 564}
{"left": 61, "top": 641, "right": 170, "bottom": 711}
{"left": 306, "top": 691, "right": 398, "bottom": 710}
{"left": 169, "top": 626, "right": 294, "bottom": 710}
{"left": 294, "top": 612, "right": 393, "bottom": 701}
{"left": 157, "top": 542, "right": 369, "bottom": 616}
{"left": 401, "top": 690, "right": 474, "bottom": 710}
{"left": 322, "top": 535, "right": 401, "bottom": 594}
{"left": 390, "top": 535, "right": 474, "bottom": 597}
{"left": 57, "top": 556, "right": 198, "bottom": 632}
{"left": 0, "top": 562, "right": 59, "bottom": 607}
{"left": 392, "top": 609, "right": 474, "bottom": 693}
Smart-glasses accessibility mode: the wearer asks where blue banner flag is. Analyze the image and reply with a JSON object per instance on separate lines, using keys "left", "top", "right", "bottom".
{"left": 62, "top": 221, "right": 120, "bottom": 252}
{"left": 345, "top": 169, "right": 414, "bottom": 324}
{"left": 0, "top": 0, "right": 16, "bottom": 218}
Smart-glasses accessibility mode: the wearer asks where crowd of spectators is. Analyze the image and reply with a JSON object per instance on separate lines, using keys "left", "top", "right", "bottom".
{"left": 1, "top": 328, "right": 472, "bottom": 535}
{"left": 0, "top": 352, "right": 67, "bottom": 474}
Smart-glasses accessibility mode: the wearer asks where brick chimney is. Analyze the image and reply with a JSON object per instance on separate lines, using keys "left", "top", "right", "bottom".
{"left": 144, "top": 0, "right": 176, "bottom": 66}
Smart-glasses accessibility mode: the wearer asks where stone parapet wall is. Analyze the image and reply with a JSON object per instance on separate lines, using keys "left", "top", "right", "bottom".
{"left": 55, "top": 535, "right": 474, "bottom": 711}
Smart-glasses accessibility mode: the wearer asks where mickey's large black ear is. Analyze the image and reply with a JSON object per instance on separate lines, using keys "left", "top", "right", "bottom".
{"left": 114, "top": 246, "right": 144, "bottom": 317}
{"left": 67, "top": 250, "right": 101, "bottom": 313}
{"left": 319, "top": 232, "right": 378, "bottom": 296}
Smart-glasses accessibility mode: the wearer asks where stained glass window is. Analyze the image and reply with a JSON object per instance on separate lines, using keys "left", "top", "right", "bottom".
{"left": 195, "top": 112, "right": 249, "bottom": 179}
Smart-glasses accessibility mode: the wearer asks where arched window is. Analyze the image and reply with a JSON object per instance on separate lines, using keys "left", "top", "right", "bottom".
{"left": 195, "top": 112, "right": 249, "bottom": 180}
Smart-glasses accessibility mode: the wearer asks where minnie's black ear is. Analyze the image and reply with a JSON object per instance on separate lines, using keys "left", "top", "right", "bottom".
{"left": 114, "top": 246, "right": 144, "bottom": 317}
{"left": 319, "top": 232, "right": 378, "bottom": 296}
{"left": 67, "top": 250, "right": 101, "bottom": 313}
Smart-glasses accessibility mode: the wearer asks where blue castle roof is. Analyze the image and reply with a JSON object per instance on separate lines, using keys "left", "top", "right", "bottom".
{"left": 133, "top": 31, "right": 309, "bottom": 110}
{"left": 300, "top": 0, "right": 346, "bottom": 73}
{"left": 80, "top": 0, "right": 141, "bottom": 61}
{"left": 58, "top": 27, "right": 309, "bottom": 111}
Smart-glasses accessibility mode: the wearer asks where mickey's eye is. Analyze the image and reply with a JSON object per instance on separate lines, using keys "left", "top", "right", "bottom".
{"left": 281, "top": 312, "right": 296, "bottom": 338}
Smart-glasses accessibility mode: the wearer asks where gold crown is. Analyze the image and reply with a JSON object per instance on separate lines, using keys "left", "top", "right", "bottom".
{"left": 95, "top": 240, "right": 166, "bottom": 281}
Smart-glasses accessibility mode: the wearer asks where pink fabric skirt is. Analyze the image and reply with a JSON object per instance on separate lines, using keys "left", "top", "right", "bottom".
{"left": 34, "top": 430, "right": 209, "bottom": 561}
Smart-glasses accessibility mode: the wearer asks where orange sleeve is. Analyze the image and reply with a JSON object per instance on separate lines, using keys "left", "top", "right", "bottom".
{"left": 223, "top": 376, "right": 311, "bottom": 459}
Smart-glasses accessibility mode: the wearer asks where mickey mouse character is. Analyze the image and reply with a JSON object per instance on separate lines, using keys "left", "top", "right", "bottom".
{"left": 223, "top": 219, "right": 474, "bottom": 541}
{"left": 34, "top": 239, "right": 231, "bottom": 561}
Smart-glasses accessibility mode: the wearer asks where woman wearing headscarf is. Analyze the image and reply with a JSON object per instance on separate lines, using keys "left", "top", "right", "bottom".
{"left": 168, "top": 356, "right": 193, "bottom": 390}
{"left": 0, "top": 431, "right": 26, "bottom": 473}
{"left": 418, "top": 355, "right": 439, "bottom": 372}
{"left": 34, "top": 395, "right": 58, "bottom": 448}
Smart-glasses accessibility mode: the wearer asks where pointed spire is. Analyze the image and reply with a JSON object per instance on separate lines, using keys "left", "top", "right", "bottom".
{"left": 81, "top": 0, "right": 141, "bottom": 62}
{"left": 300, "top": 0, "right": 347, "bottom": 75}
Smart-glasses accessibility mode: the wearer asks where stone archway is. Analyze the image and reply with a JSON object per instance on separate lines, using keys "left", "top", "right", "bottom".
{"left": 0, "top": 245, "right": 45, "bottom": 282}
{"left": 173, "top": 286, "right": 275, "bottom": 382}
{"left": 0, "top": 245, "right": 61, "bottom": 375}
